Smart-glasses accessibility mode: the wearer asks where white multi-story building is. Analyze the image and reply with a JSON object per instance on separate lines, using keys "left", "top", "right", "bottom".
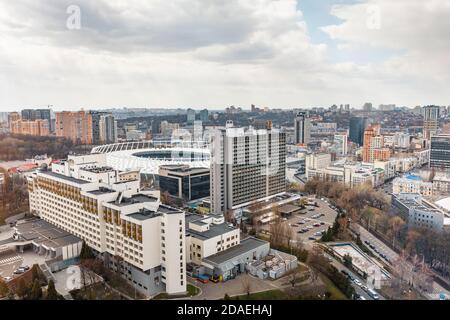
{"left": 433, "top": 172, "right": 450, "bottom": 193}
{"left": 392, "top": 175, "right": 433, "bottom": 197}
{"left": 305, "top": 153, "right": 332, "bottom": 177}
{"left": 27, "top": 154, "right": 186, "bottom": 296}
{"left": 392, "top": 193, "right": 447, "bottom": 231}
{"left": 333, "top": 134, "right": 348, "bottom": 156}
{"left": 306, "top": 161, "right": 384, "bottom": 188}
{"left": 210, "top": 122, "right": 286, "bottom": 215}
{"left": 374, "top": 160, "right": 397, "bottom": 180}
{"left": 394, "top": 132, "right": 411, "bottom": 149}
{"left": 185, "top": 213, "right": 272, "bottom": 281}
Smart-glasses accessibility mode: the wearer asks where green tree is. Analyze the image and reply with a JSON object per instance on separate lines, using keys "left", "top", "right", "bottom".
{"left": 30, "top": 279, "right": 43, "bottom": 300}
{"left": 343, "top": 254, "right": 353, "bottom": 269}
{"left": 46, "top": 280, "right": 58, "bottom": 300}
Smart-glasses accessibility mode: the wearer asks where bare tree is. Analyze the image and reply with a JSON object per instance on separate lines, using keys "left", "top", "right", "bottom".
{"left": 241, "top": 277, "right": 252, "bottom": 296}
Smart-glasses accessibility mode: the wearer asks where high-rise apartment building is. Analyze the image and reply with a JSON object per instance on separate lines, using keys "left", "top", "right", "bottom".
{"left": 362, "top": 124, "right": 389, "bottom": 163}
{"left": 27, "top": 154, "right": 186, "bottom": 296}
{"left": 333, "top": 134, "right": 348, "bottom": 156}
{"left": 159, "top": 121, "right": 179, "bottom": 138}
{"left": 55, "top": 111, "right": 93, "bottom": 144}
{"left": 210, "top": 122, "right": 286, "bottom": 215}
{"left": 294, "top": 111, "right": 310, "bottom": 145}
{"left": 423, "top": 105, "right": 440, "bottom": 140}
{"left": 8, "top": 112, "right": 21, "bottom": 128}
{"left": 10, "top": 119, "right": 50, "bottom": 136}
{"left": 21, "top": 109, "right": 54, "bottom": 132}
{"left": 363, "top": 102, "right": 373, "bottom": 112}
{"left": 99, "top": 114, "right": 117, "bottom": 144}
{"left": 199, "top": 109, "right": 209, "bottom": 123}
{"left": 430, "top": 134, "right": 450, "bottom": 170}
{"left": 349, "top": 117, "right": 367, "bottom": 146}
{"left": 186, "top": 109, "right": 196, "bottom": 125}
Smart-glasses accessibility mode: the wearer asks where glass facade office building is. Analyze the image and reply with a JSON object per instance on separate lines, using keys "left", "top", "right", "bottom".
{"left": 159, "top": 165, "right": 210, "bottom": 201}
{"left": 349, "top": 117, "right": 367, "bottom": 146}
{"left": 430, "top": 134, "right": 450, "bottom": 169}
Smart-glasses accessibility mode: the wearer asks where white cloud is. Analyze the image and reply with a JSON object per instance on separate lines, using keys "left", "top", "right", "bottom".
{"left": 0, "top": 0, "right": 449, "bottom": 110}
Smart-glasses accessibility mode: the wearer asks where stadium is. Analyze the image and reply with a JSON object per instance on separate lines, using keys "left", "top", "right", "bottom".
{"left": 91, "top": 140, "right": 210, "bottom": 175}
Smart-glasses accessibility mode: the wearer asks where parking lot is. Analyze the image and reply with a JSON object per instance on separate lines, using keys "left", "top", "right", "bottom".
{"left": 261, "top": 198, "right": 338, "bottom": 244}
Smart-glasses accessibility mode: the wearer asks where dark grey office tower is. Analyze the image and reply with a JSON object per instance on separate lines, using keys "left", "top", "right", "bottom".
{"left": 199, "top": 109, "right": 209, "bottom": 123}
{"left": 21, "top": 109, "right": 54, "bottom": 132}
{"left": 349, "top": 117, "right": 367, "bottom": 146}
{"left": 430, "top": 134, "right": 450, "bottom": 169}
{"left": 91, "top": 111, "right": 117, "bottom": 144}
{"left": 91, "top": 111, "right": 105, "bottom": 144}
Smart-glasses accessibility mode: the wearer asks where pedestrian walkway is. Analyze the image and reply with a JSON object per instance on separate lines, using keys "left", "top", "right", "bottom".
{"left": 0, "top": 255, "right": 22, "bottom": 265}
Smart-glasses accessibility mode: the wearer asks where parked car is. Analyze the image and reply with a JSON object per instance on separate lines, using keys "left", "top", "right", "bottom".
{"left": 341, "top": 270, "right": 349, "bottom": 277}
{"left": 14, "top": 269, "right": 25, "bottom": 274}
{"left": 361, "top": 285, "right": 369, "bottom": 292}
{"left": 364, "top": 240, "right": 370, "bottom": 245}
{"left": 2, "top": 276, "right": 12, "bottom": 282}
{"left": 21, "top": 265, "right": 30, "bottom": 271}
{"left": 354, "top": 279, "right": 362, "bottom": 286}
{"left": 320, "top": 222, "right": 325, "bottom": 225}
{"left": 313, "top": 223, "right": 321, "bottom": 227}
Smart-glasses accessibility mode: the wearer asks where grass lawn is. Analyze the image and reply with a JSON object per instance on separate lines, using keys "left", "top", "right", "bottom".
{"left": 187, "top": 284, "right": 200, "bottom": 296}
{"left": 153, "top": 284, "right": 200, "bottom": 300}
{"left": 232, "top": 289, "right": 289, "bottom": 300}
{"left": 318, "top": 274, "right": 347, "bottom": 300}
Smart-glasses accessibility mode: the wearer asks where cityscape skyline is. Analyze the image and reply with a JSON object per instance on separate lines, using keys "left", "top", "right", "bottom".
{"left": 1, "top": 0, "right": 450, "bottom": 110}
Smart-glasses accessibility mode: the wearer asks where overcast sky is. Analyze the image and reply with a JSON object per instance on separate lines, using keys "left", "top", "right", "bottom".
{"left": 0, "top": 0, "right": 449, "bottom": 111}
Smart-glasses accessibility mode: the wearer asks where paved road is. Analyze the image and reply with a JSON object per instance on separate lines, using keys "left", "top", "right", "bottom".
{"left": 356, "top": 224, "right": 449, "bottom": 300}
{"left": 326, "top": 253, "right": 385, "bottom": 300}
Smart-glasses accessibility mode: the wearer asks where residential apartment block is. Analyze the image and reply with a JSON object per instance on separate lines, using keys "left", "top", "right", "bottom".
{"left": 10, "top": 119, "right": 50, "bottom": 137}
{"left": 392, "top": 175, "right": 433, "bottom": 197}
{"left": 55, "top": 111, "right": 93, "bottom": 144}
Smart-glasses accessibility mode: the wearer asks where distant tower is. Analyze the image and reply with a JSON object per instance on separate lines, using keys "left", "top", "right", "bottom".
{"left": 349, "top": 117, "right": 367, "bottom": 146}
{"left": 187, "top": 108, "right": 196, "bottom": 125}
{"left": 294, "top": 111, "right": 311, "bottom": 145}
{"left": 423, "top": 105, "right": 440, "bottom": 140}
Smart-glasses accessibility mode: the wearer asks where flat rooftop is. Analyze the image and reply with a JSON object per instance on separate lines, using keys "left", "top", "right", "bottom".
{"left": 15, "top": 219, "right": 82, "bottom": 249}
{"left": 42, "top": 171, "right": 90, "bottom": 185}
{"left": 186, "top": 214, "right": 235, "bottom": 240}
{"left": 87, "top": 188, "right": 115, "bottom": 195}
{"left": 81, "top": 166, "right": 115, "bottom": 173}
{"left": 109, "top": 194, "right": 159, "bottom": 207}
{"left": 203, "top": 237, "right": 269, "bottom": 266}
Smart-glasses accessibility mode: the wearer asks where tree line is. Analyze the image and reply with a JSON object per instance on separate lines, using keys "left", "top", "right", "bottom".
{"left": 0, "top": 134, "right": 74, "bottom": 161}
